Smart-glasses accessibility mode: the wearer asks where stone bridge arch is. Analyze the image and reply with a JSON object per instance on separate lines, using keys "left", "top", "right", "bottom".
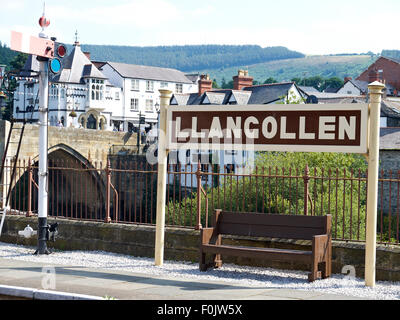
{"left": 10, "top": 145, "right": 107, "bottom": 220}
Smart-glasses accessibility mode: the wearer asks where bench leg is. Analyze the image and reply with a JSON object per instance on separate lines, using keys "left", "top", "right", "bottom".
{"left": 308, "top": 259, "right": 322, "bottom": 282}
{"left": 214, "top": 254, "right": 222, "bottom": 268}
{"left": 321, "top": 253, "right": 332, "bottom": 279}
{"left": 200, "top": 252, "right": 207, "bottom": 271}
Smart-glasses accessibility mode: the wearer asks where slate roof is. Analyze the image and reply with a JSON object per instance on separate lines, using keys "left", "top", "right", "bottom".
{"left": 323, "top": 86, "right": 340, "bottom": 93}
{"left": 106, "top": 61, "right": 193, "bottom": 84}
{"left": 380, "top": 127, "right": 400, "bottom": 150}
{"left": 53, "top": 44, "right": 106, "bottom": 84}
{"left": 171, "top": 83, "right": 299, "bottom": 106}
{"left": 382, "top": 100, "right": 400, "bottom": 119}
{"left": 350, "top": 80, "right": 369, "bottom": 93}
{"left": 243, "top": 82, "right": 295, "bottom": 104}
{"left": 19, "top": 55, "right": 40, "bottom": 77}
{"left": 298, "top": 86, "right": 319, "bottom": 94}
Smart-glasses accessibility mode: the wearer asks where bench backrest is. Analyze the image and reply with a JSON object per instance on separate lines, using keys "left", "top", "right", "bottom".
{"left": 214, "top": 211, "right": 331, "bottom": 240}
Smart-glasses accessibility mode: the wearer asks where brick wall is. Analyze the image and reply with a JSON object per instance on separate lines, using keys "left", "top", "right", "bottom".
{"left": 357, "top": 57, "right": 400, "bottom": 90}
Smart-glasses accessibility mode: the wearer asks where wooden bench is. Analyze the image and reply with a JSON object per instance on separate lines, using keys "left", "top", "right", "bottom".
{"left": 200, "top": 210, "right": 332, "bottom": 282}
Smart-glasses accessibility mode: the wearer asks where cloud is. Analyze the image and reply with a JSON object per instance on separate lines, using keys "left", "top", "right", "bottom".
{"left": 48, "top": 0, "right": 181, "bottom": 29}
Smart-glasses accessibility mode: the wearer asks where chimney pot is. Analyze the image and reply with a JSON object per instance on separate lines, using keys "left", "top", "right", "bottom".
{"left": 198, "top": 74, "right": 212, "bottom": 96}
{"left": 233, "top": 70, "right": 253, "bottom": 90}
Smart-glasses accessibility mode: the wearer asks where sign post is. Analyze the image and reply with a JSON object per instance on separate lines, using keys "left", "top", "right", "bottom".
{"left": 155, "top": 89, "right": 172, "bottom": 266}
{"left": 157, "top": 98, "right": 383, "bottom": 286}
{"left": 365, "top": 81, "right": 385, "bottom": 287}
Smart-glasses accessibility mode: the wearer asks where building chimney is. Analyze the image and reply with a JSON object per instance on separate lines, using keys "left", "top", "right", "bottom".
{"left": 344, "top": 77, "right": 352, "bottom": 83}
{"left": 233, "top": 70, "right": 253, "bottom": 90}
{"left": 368, "top": 68, "right": 380, "bottom": 83}
{"left": 84, "top": 52, "right": 91, "bottom": 61}
{"left": 198, "top": 74, "right": 212, "bottom": 96}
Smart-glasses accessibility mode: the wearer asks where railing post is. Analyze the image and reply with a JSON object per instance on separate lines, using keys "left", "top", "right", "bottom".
{"left": 303, "top": 164, "right": 310, "bottom": 215}
{"left": 105, "top": 160, "right": 112, "bottom": 223}
{"left": 195, "top": 161, "right": 202, "bottom": 230}
{"left": 26, "top": 158, "right": 33, "bottom": 217}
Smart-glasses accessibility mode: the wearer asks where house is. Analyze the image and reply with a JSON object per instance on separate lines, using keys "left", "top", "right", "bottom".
{"left": 357, "top": 56, "right": 400, "bottom": 94}
{"left": 171, "top": 72, "right": 305, "bottom": 107}
{"left": 13, "top": 40, "right": 119, "bottom": 129}
{"left": 336, "top": 78, "right": 369, "bottom": 95}
{"left": 168, "top": 70, "right": 306, "bottom": 188}
{"left": 99, "top": 62, "right": 197, "bottom": 131}
{"left": 13, "top": 39, "right": 198, "bottom": 131}
{"left": 337, "top": 76, "right": 396, "bottom": 97}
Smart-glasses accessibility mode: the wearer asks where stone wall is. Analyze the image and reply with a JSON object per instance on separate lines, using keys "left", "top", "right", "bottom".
{"left": 2, "top": 215, "right": 400, "bottom": 282}
{"left": 0, "top": 120, "right": 139, "bottom": 165}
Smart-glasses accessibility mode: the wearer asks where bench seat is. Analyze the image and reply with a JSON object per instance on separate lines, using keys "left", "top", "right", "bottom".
{"left": 202, "top": 244, "right": 313, "bottom": 262}
{"left": 199, "top": 210, "right": 332, "bottom": 282}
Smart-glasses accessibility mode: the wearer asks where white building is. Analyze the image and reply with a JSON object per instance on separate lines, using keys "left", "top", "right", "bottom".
{"left": 169, "top": 72, "right": 306, "bottom": 188}
{"left": 13, "top": 41, "right": 197, "bottom": 131}
{"left": 99, "top": 61, "right": 197, "bottom": 131}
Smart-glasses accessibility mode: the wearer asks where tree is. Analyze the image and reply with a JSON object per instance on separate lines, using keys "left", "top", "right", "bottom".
{"left": 212, "top": 78, "right": 220, "bottom": 89}
{"left": 10, "top": 53, "right": 28, "bottom": 71}
{"left": 263, "top": 77, "right": 278, "bottom": 84}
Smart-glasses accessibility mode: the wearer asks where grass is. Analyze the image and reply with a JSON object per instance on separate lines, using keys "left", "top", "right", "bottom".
{"left": 197, "top": 54, "right": 376, "bottom": 86}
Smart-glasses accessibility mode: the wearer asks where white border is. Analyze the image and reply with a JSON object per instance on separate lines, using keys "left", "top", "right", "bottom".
{"left": 166, "top": 104, "right": 369, "bottom": 154}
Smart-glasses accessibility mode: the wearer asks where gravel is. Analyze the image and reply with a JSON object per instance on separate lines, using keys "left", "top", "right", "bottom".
{"left": 1, "top": 241, "right": 400, "bottom": 300}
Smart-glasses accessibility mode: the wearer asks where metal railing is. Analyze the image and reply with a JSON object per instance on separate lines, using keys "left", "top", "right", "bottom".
{"left": 1, "top": 158, "right": 400, "bottom": 245}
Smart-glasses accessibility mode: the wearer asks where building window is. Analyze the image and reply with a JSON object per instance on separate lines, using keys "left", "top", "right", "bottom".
{"left": 115, "top": 92, "right": 120, "bottom": 100}
{"left": 131, "top": 79, "right": 139, "bottom": 91}
{"left": 146, "top": 80, "right": 154, "bottom": 92}
{"left": 160, "top": 82, "right": 168, "bottom": 88}
{"left": 130, "top": 98, "right": 139, "bottom": 111}
{"left": 145, "top": 99, "right": 153, "bottom": 112}
{"left": 175, "top": 83, "right": 183, "bottom": 93}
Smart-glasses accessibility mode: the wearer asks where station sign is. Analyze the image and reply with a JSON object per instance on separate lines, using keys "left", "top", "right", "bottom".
{"left": 167, "top": 104, "right": 368, "bottom": 153}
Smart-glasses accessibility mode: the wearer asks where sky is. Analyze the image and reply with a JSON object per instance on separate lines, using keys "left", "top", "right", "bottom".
{"left": 1, "top": 0, "right": 400, "bottom": 55}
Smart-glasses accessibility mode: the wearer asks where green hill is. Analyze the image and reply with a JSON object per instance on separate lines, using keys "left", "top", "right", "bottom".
{"left": 0, "top": 41, "right": 378, "bottom": 87}
{"left": 77, "top": 44, "right": 305, "bottom": 72}
{"left": 197, "top": 54, "right": 377, "bottom": 86}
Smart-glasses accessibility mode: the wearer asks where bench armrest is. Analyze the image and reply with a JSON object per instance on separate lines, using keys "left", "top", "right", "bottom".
{"left": 312, "top": 234, "right": 331, "bottom": 262}
{"left": 201, "top": 227, "right": 216, "bottom": 245}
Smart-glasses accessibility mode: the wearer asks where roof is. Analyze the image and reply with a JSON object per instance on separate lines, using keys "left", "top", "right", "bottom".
{"left": 380, "top": 128, "right": 400, "bottom": 150}
{"left": 298, "top": 86, "right": 319, "bottom": 94}
{"left": 382, "top": 100, "right": 400, "bottom": 119}
{"left": 106, "top": 61, "right": 193, "bottom": 84}
{"left": 382, "top": 55, "right": 400, "bottom": 65}
{"left": 53, "top": 44, "right": 107, "bottom": 84}
{"left": 323, "top": 86, "right": 340, "bottom": 93}
{"left": 171, "top": 82, "right": 298, "bottom": 106}
{"left": 243, "top": 82, "right": 295, "bottom": 104}
{"left": 349, "top": 80, "right": 369, "bottom": 93}
{"left": 185, "top": 73, "right": 200, "bottom": 84}
{"left": 19, "top": 55, "right": 40, "bottom": 77}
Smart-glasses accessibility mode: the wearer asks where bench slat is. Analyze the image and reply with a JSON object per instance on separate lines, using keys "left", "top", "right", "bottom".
{"left": 202, "top": 244, "right": 313, "bottom": 263}
{"left": 220, "top": 212, "right": 328, "bottom": 229}
{"left": 218, "top": 223, "right": 324, "bottom": 240}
